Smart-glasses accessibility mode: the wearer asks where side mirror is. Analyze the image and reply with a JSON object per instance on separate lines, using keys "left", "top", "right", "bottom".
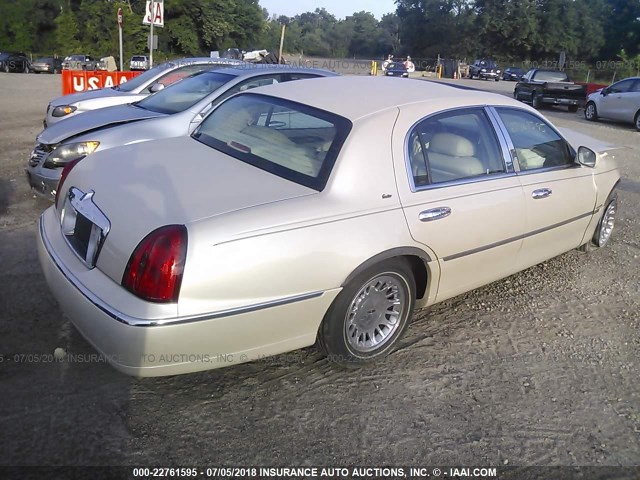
{"left": 149, "top": 83, "right": 165, "bottom": 93}
{"left": 601, "top": 87, "right": 608, "bottom": 96}
{"left": 577, "top": 146, "right": 597, "bottom": 168}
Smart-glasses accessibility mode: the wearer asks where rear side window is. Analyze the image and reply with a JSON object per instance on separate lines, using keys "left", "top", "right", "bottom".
{"left": 496, "top": 108, "right": 574, "bottom": 171}
{"left": 407, "top": 108, "right": 505, "bottom": 187}
{"left": 193, "top": 93, "right": 352, "bottom": 191}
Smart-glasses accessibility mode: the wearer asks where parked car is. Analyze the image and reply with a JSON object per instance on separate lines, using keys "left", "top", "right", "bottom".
{"left": 27, "top": 65, "right": 336, "bottom": 199}
{"left": 37, "top": 76, "right": 620, "bottom": 377}
{"left": 514, "top": 69, "right": 586, "bottom": 112}
{"left": 62, "top": 54, "right": 98, "bottom": 71}
{"left": 502, "top": 66, "right": 525, "bottom": 81}
{"left": 43, "top": 57, "right": 245, "bottom": 127}
{"left": 584, "top": 77, "right": 640, "bottom": 131}
{"left": 468, "top": 59, "right": 501, "bottom": 81}
{"left": 129, "top": 55, "right": 149, "bottom": 71}
{"left": 384, "top": 61, "right": 409, "bottom": 78}
{"left": 0, "top": 52, "right": 31, "bottom": 73}
{"left": 31, "top": 57, "right": 63, "bottom": 74}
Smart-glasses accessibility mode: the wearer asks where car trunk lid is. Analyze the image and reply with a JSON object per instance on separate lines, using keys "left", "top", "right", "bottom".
{"left": 58, "top": 136, "right": 316, "bottom": 283}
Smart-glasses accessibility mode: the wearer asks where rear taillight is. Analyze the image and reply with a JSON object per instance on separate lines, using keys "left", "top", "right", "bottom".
{"left": 55, "top": 157, "right": 82, "bottom": 208}
{"left": 122, "top": 225, "right": 188, "bottom": 303}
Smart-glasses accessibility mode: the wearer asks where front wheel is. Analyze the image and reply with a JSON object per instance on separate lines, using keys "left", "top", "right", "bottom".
{"left": 2, "top": 63, "right": 9, "bottom": 73}
{"left": 318, "top": 258, "right": 416, "bottom": 365}
{"left": 584, "top": 102, "right": 598, "bottom": 121}
{"left": 23, "top": 63, "right": 29, "bottom": 74}
{"left": 580, "top": 192, "right": 617, "bottom": 252}
{"left": 635, "top": 111, "right": 640, "bottom": 131}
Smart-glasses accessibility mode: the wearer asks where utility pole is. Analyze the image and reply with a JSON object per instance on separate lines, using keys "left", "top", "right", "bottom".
{"left": 278, "top": 24, "right": 286, "bottom": 64}
{"left": 149, "top": 0, "right": 155, "bottom": 68}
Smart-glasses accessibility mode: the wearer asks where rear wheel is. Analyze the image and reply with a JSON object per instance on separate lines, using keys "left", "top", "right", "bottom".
{"left": 3, "top": 63, "right": 8, "bottom": 73}
{"left": 23, "top": 63, "right": 29, "bottom": 74}
{"left": 532, "top": 92, "right": 543, "bottom": 109}
{"left": 635, "top": 111, "right": 640, "bottom": 131}
{"left": 318, "top": 258, "right": 416, "bottom": 366}
{"left": 584, "top": 102, "right": 598, "bottom": 121}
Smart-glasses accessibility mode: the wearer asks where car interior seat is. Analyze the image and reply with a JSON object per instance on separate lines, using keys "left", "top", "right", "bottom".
{"left": 427, "top": 132, "right": 484, "bottom": 182}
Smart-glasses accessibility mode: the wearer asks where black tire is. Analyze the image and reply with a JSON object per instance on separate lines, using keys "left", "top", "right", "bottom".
{"left": 584, "top": 102, "right": 598, "bottom": 121}
{"left": 2, "top": 63, "right": 8, "bottom": 73}
{"left": 532, "top": 92, "right": 543, "bottom": 109}
{"left": 53, "top": 68, "right": 60, "bottom": 74}
{"left": 568, "top": 105, "right": 578, "bottom": 113}
{"left": 635, "top": 111, "right": 640, "bottom": 132}
{"left": 580, "top": 192, "right": 617, "bottom": 252}
{"left": 318, "top": 258, "right": 416, "bottom": 366}
{"left": 494, "top": 77, "right": 500, "bottom": 82}
{"left": 23, "top": 63, "right": 29, "bottom": 74}
{"left": 514, "top": 88, "right": 520, "bottom": 100}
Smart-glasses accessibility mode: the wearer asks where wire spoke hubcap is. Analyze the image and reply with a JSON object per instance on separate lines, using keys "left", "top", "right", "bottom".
{"left": 586, "top": 104, "right": 595, "bottom": 119}
{"left": 345, "top": 274, "right": 406, "bottom": 353}
{"left": 599, "top": 200, "right": 616, "bottom": 246}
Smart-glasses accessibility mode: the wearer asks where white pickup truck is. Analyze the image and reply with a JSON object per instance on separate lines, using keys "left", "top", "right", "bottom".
{"left": 129, "top": 55, "right": 149, "bottom": 71}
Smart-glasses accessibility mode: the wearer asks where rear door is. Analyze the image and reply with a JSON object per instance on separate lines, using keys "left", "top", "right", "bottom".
{"left": 492, "top": 107, "right": 597, "bottom": 268}
{"left": 392, "top": 106, "right": 526, "bottom": 302}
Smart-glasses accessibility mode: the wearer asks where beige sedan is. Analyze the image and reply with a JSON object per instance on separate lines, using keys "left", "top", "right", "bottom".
{"left": 38, "top": 76, "right": 620, "bottom": 376}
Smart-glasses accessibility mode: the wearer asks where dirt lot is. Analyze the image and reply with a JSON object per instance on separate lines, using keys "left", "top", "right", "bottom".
{"left": 0, "top": 73, "right": 638, "bottom": 473}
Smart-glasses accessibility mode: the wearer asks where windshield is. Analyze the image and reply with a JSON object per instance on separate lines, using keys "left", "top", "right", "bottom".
{"left": 116, "top": 62, "right": 174, "bottom": 92}
{"left": 389, "top": 62, "right": 406, "bottom": 70}
{"left": 0, "top": 53, "right": 9, "bottom": 60}
{"left": 535, "top": 70, "right": 569, "bottom": 82}
{"left": 136, "top": 71, "right": 235, "bottom": 114}
{"left": 193, "top": 93, "right": 352, "bottom": 191}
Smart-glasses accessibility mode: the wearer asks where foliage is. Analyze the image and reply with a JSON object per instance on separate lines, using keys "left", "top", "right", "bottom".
{"left": 0, "top": 0, "right": 636, "bottom": 66}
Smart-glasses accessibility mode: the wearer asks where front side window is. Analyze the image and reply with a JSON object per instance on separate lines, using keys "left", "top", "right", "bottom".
{"left": 407, "top": 108, "right": 505, "bottom": 187}
{"left": 193, "top": 93, "right": 352, "bottom": 191}
{"left": 135, "top": 71, "right": 234, "bottom": 114}
{"left": 609, "top": 79, "right": 635, "bottom": 93}
{"left": 496, "top": 108, "right": 574, "bottom": 171}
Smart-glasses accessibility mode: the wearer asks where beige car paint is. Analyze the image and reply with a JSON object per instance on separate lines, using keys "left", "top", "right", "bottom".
{"left": 39, "top": 76, "right": 620, "bottom": 376}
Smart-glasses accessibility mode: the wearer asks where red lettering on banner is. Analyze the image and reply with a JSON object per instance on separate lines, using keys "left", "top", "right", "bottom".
{"left": 61, "top": 70, "right": 142, "bottom": 95}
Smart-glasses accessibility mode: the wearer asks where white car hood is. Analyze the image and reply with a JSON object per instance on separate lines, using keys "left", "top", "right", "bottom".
{"left": 49, "top": 87, "right": 131, "bottom": 107}
{"left": 559, "top": 127, "right": 625, "bottom": 153}
{"left": 38, "top": 104, "right": 165, "bottom": 144}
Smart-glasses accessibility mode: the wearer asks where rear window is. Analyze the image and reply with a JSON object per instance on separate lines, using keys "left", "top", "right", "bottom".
{"left": 193, "top": 93, "right": 352, "bottom": 191}
{"left": 136, "top": 71, "right": 234, "bottom": 114}
{"left": 132, "top": 56, "right": 147, "bottom": 62}
{"left": 534, "top": 71, "right": 569, "bottom": 82}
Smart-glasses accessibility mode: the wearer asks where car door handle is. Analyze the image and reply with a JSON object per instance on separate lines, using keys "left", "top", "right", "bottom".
{"left": 419, "top": 207, "right": 451, "bottom": 222}
{"left": 532, "top": 188, "right": 552, "bottom": 199}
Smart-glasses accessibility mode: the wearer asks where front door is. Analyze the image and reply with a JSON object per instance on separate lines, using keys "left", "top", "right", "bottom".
{"left": 493, "top": 107, "right": 597, "bottom": 269}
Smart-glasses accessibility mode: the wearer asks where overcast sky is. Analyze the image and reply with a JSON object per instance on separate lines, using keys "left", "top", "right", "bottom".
{"left": 259, "top": 0, "right": 397, "bottom": 20}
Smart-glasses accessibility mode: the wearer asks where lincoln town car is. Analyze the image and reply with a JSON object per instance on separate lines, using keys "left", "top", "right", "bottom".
{"left": 37, "top": 76, "right": 620, "bottom": 376}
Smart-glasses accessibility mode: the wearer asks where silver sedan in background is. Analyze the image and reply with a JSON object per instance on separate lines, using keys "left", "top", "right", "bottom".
{"left": 584, "top": 76, "right": 640, "bottom": 130}
{"left": 27, "top": 65, "right": 337, "bottom": 199}
{"left": 43, "top": 57, "right": 244, "bottom": 127}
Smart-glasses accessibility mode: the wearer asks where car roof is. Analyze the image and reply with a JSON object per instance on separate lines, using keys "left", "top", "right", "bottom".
{"left": 204, "top": 64, "right": 337, "bottom": 79}
{"left": 169, "top": 57, "right": 244, "bottom": 66}
{"left": 247, "top": 76, "right": 524, "bottom": 121}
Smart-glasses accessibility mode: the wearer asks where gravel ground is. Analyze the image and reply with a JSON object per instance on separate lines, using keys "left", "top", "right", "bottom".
{"left": 0, "top": 72, "right": 638, "bottom": 473}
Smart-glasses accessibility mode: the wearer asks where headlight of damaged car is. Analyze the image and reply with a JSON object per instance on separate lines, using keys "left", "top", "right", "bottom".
{"left": 44, "top": 141, "right": 100, "bottom": 167}
{"left": 51, "top": 105, "right": 78, "bottom": 117}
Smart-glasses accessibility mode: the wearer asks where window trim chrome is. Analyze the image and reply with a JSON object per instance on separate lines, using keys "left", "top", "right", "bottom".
{"left": 403, "top": 106, "right": 515, "bottom": 193}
